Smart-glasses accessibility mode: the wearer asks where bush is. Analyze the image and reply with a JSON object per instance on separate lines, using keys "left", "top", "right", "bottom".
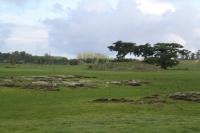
{"left": 77, "top": 52, "right": 109, "bottom": 64}
{"left": 68, "top": 59, "right": 80, "bottom": 65}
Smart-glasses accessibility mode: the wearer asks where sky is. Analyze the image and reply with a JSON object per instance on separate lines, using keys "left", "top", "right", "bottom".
{"left": 0, "top": 0, "right": 200, "bottom": 58}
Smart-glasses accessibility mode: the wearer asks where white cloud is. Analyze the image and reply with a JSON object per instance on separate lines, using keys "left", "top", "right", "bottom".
{"left": 136, "top": 0, "right": 176, "bottom": 16}
{"left": 194, "top": 28, "right": 200, "bottom": 38}
{"left": 1, "top": 0, "right": 40, "bottom": 5}
{"left": 52, "top": 3, "right": 64, "bottom": 13}
{"left": 81, "top": 0, "right": 113, "bottom": 13}
{"left": 0, "top": 14, "right": 36, "bottom": 25}
{"left": 2, "top": 25, "right": 49, "bottom": 55}
{"left": 163, "top": 33, "right": 186, "bottom": 46}
{"left": 0, "top": 14, "right": 18, "bottom": 23}
{"left": 6, "top": 26, "right": 48, "bottom": 43}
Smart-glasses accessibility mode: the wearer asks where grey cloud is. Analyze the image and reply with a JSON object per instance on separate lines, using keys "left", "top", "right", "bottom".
{"left": 44, "top": 0, "right": 200, "bottom": 57}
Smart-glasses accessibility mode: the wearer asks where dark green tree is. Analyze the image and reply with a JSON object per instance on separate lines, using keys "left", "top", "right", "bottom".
{"left": 108, "top": 41, "right": 136, "bottom": 60}
{"left": 138, "top": 43, "right": 154, "bottom": 59}
{"left": 147, "top": 43, "right": 186, "bottom": 69}
{"left": 108, "top": 41, "right": 189, "bottom": 69}
{"left": 0, "top": 51, "right": 69, "bottom": 65}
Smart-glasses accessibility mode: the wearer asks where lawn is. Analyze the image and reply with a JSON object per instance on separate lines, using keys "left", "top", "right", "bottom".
{"left": 0, "top": 62, "right": 199, "bottom": 133}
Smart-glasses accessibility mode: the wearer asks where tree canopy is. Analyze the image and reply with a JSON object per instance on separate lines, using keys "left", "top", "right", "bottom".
{"left": 108, "top": 41, "right": 189, "bottom": 69}
{"left": 108, "top": 41, "right": 136, "bottom": 60}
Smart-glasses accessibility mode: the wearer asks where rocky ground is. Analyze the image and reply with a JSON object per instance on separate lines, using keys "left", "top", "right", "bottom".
{"left": 169, "top": 92, "right": 200, "bottom": 102}
{"left": 93, "top": 92, "right": 200, "bottom": 104}
{"left": 1, "top": 75, "right": 199, "bottom": 104}
{"left": 0, "top": 75, "right": 97, "bottom": 91}
{"left": 0, "top": 75, "right": 145, "bottom": 91}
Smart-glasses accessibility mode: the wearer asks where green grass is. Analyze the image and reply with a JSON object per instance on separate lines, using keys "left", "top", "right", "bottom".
{"left": 0, "top": 61, "right": 200, "bottom": 133}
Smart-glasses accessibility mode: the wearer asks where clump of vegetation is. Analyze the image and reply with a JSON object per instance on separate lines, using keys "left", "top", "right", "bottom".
{"left": 68, "top": 59, "right": 81, "bottom": 65}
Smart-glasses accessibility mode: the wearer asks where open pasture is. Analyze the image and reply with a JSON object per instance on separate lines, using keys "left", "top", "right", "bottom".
{"left": 0, "top": 62, "right": 200, "bottom": 133}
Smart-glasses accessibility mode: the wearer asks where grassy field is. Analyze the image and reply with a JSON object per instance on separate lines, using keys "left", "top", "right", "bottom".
{"left": 0, "top": 61, "right": 200, "bottom": 133}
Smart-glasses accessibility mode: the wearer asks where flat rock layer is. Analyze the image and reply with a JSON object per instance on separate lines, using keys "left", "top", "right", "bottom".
{"left": 169, "top": 92, "right": 200, "bottom": 102}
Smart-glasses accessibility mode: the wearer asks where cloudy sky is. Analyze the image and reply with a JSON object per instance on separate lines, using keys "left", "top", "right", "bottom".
{"left": 0, "top": 0, "right": 200, "bottom": 58}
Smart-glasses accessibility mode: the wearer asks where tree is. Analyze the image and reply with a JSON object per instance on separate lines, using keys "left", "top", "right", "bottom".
{"left": 108, "top": 41, "right": 136, "bottom": 60}
{"left": 108, "top": 41, "right": 189, "bottom": 69}
{"left": 151, "top": 43, "right": 185, "bottom": 69}
{"left": 138, "top": 43, "right": 154, "bottom": 59}
{"left": 191, "top": 53, "right": 196, "bottom": 60}
{"left": 196, "top": 50, "right": 200, "bottom": 60}
{"left": 0, "top": 51, "right": 68, "bottom": 65}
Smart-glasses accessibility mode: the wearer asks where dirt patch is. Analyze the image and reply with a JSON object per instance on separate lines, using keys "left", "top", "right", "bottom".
{"left": 169, "top": 92, "right": 200, "bottom": 102}
{"left": 93, "top": 94, "right": 166, "bottom": 104}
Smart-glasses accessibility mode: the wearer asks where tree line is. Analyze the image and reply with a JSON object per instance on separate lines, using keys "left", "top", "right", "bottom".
{"left": 1, "top": 42, "right": 199, "bottom": 69}
{"left": 0, "top": 51, "right": 68, "bottom": 65}
{"left": 0, "top": 51, "right": 109, "bottom": 65}
{"left": 108, "top": 41, "right": 199, "bottom": 69}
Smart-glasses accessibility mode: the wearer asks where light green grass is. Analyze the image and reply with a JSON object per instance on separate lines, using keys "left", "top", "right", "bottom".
{"left": 0, "top": 62, "right": 200, "bottom": 133}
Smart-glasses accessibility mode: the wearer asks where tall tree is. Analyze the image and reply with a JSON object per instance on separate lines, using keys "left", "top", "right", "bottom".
{"left": 151, "top": 43, "right": 185, "bottom": 69}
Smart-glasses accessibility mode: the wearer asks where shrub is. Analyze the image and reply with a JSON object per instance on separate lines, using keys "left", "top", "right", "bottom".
{"left": 69, "top": 59, "right": 80, "bottom": 65}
